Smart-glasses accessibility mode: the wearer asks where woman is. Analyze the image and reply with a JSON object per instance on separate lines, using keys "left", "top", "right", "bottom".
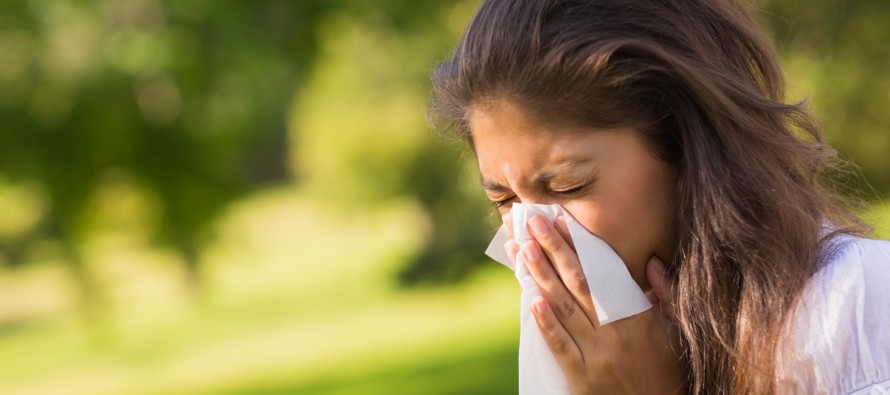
{"left": 429, "top": 0, "right": 890, "bottom": 393}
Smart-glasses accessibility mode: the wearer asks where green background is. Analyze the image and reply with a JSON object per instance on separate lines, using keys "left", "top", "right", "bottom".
{"left": 0, "top": 1, "right": 888, "bottom": 394}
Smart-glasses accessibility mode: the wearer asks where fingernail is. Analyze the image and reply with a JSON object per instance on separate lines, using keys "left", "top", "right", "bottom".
{"left": 504, "top": 240, "right": 517, "bottom": 257}
{"left": 528, "top": 215, "right": 548, "bottom": 236}
{"left": 651, "top": 255, "right": 666, "bottom": 275}
{"left": 532, "top": 297, "right": 546, "bottom": 315}
{"left": 522, "top": 241, "right": 542, "bottom": 262}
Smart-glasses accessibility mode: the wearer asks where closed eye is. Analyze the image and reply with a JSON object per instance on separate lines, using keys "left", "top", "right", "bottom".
{"left": 490, "top": 196, "right": 515, "bottom": 208}
{"left": 550, "top": 184, "right": 587, "bottom": 196}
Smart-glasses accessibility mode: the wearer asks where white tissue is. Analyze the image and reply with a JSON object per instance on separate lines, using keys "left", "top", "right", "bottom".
{"left": 484, "top": 203, "right": 652, "bottom": 395}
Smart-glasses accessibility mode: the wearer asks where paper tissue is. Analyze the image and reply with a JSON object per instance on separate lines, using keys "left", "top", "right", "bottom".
{"left": 485, "top": 203, "right": 652, "bottom": 395}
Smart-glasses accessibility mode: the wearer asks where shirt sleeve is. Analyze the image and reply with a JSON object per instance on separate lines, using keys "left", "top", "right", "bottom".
{"left": 777, "top": 236, "right": 890, "bottom": 395}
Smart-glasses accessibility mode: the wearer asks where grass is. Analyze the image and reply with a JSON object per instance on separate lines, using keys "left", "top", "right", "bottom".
{"left": 221, "top": 341, "right": 518, "bottom": 395}
{"left": 0, "top": 188, "right": 520, "bottom": 395}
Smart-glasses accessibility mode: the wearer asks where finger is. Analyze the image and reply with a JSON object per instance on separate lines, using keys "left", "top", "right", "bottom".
{"left": 522, "top": 240, "right": 598, "bottom": 344}
{"left": 527, "top": 215, "right": 599, "bottom": 327}
{"left": 553, "top": 215, "right": 575, "bottom": 250}
{"left": 531, "top": 296, "right": 584, "bottom": 372}
{"left": 646, "top": 255, "right": 677, "bottom": 323}
{"left": 504, "top": 239, "right": 519, "bottom": 270}
{"left": 502, "top": 212, "right": 514, "bottom": 240}
{"left": 644, "top": 288, "right": 674, "bottom": 324}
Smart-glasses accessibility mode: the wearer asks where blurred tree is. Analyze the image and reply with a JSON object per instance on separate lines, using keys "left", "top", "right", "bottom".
{"left": 288, "top": 0, "right": 495, "bottom": 286}
{"left": 0, "top": 0, "right": 494, "bottom": 297}
{"left": 761, "top": 0, "right": 890, "bottom": 194}
{"left": 0, "top": 0, "right": 336, "bottom": 293}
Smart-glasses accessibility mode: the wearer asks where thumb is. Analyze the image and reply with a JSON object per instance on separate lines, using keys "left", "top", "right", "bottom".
{"left": 646, "top": 255, "right": 677, "bottom": 323}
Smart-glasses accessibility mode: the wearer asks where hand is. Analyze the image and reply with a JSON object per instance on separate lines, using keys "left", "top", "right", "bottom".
{"left": 506, "top": 214, "right": 685, "bottom": 394}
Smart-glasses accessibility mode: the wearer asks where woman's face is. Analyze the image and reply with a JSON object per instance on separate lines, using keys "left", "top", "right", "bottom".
{"left": 469, "top": 100, "right": 678, "bottom": 289}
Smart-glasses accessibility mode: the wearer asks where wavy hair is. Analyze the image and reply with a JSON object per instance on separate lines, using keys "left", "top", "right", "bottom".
{"left": 429, "top": 0, "right": 869, "bottom": 393}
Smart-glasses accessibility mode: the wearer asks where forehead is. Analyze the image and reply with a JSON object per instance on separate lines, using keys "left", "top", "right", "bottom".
{"left": 468, "top": 100, "right": 573, "bottom": 154}
{"left": 469, "top": 98, "right": 594, "bottom": 137}
{"left": 468, "top": 101, "right": 599, "bottom": 178}
{"left": 468, "top": 99, "right": 568, "bottom": 136}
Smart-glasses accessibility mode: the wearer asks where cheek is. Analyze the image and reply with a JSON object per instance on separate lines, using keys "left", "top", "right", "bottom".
{"left": 566, "top": 190, "right": 671, "bottom": 290}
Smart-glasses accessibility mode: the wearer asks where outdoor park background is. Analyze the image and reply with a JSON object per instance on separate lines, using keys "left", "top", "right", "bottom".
{"left": 0, "top": 1, "right": 888, "bottom": 394}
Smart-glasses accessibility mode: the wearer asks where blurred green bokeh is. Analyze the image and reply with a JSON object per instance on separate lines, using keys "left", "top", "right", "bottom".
{"left": 0, "top": 1, "right": 888, "bottom": 394}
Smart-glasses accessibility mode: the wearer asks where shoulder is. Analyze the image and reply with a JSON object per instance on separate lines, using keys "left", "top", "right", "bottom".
{"left": 778, "top": 235, "right": 890, "bottom": 394}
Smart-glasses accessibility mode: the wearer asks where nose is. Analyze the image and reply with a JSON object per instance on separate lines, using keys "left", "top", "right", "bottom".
{"left": 510, "top": 193, "right": 560, "bottom": 208}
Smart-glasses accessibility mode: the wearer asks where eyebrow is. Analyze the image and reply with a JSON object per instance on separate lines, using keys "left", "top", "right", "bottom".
{"left": 480, "top": 179, "right": 510, "bottom": 192}
{"left": 479, "top": 159, "right": 591, "bottom": 192}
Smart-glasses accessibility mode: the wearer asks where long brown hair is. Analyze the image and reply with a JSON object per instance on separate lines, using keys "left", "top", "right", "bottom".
{"left": 429, "top": 0, "right": 869, "bottom": 393}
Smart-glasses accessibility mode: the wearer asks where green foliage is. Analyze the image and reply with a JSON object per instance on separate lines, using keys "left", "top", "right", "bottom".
{"left": 0, "top": 0, "right": 494, "bottom": 288}
{"left": 0, "top": 0, "right": 340, "bottom": 276}
{"left": 761, "top": 0, "right": 890, "bottom": 195}
{"left": 290, "top": 0, "right": 493, "bottom": 285}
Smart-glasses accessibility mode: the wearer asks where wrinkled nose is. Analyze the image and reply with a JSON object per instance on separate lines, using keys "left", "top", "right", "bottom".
{"left": 511, "top": 194, "right": 559, "bottom": 207}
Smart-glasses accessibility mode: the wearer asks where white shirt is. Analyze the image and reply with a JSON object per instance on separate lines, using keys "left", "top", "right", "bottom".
{"left": 778, "top": 234, "right": 890, "bottom": 394}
